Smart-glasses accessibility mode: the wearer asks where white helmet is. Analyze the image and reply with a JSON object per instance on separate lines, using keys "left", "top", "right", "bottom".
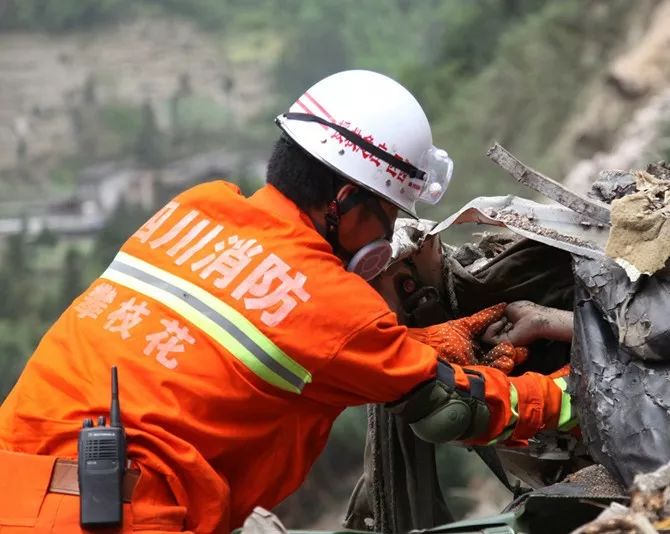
{"left": 275, "top": 70, "right": 453, "bottom": 218}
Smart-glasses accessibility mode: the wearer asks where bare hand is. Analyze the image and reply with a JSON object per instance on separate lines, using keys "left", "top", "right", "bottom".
{"left": 482, "top": 301, "right": 573, "bottom": 346}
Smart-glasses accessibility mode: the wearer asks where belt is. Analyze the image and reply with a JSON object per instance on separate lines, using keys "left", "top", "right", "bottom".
{"left": 48, "top": 458, "right": 140, "bottom": 502}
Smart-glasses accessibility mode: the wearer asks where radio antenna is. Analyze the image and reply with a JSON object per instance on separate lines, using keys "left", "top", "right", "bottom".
{"left": 110, "top": 366, "right": 122, "bottom": 429}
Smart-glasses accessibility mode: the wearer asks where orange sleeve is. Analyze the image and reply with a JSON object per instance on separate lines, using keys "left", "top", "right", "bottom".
{"left": 461, "top": 365, "right": 570, "bottom": 446}
{"left": 309, "top": 310, "right": 572, "bottom": 446}
{"left": 311, "top": 312, "right": 438, "bottom": 407}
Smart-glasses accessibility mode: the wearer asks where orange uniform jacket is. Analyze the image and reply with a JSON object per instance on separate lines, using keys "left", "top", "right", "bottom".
{"left": 0, "top": 182, "right": 574, "bottom": 532}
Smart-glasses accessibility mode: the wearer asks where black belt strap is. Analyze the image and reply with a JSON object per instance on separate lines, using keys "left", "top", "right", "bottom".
{"left": 437, "top": 362, "right": 486, "bottom": 403}
{"left": 437, "top": 363, "right": 516, "bottom": 491}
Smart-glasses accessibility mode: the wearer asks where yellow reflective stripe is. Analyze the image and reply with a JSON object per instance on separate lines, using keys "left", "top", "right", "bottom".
{"left": 554, "top": 376, "right": 576, "bottom": 430}
{"left": 101, "top": 251, "right": 312, "bottom": 393}
{"left": 102, "top": 268, "right": 299, "bottom": 393}
{"left": 487, "top": 384, "right": 519, "bottom": 445}
{"left": 509, "top": 384, "right": 519, "bottom": 427}
{"left": 116, "top": 252, "right": 311, "bottom": 383}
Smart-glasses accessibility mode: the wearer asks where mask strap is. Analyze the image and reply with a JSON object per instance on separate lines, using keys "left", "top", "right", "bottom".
{"left": 324, "top": 200, "right": 341, "bottom": 250}
{"left": 365, "top": 196, "right": 394, "bottom": 240}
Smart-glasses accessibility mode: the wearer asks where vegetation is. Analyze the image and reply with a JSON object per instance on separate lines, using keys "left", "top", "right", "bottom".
{"left": 413, "top": 0, "right": 634, "bottom": 219}
{"left": 0, "top": 0, "right": 130, "bottom": 31}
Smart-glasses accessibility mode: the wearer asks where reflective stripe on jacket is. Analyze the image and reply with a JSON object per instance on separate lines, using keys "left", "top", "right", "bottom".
{"left": 0, "top": 182, "right": 436, "bottom": 532}
{"left": 0, "top": 181, "right": 573, "bottom": 532}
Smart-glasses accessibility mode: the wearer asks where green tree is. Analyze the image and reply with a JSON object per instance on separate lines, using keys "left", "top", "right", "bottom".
{"left": 93, "top": 201, "right": 152, "bottom": 270}
{"left": 136, "top": 100, "right": 164, "bottom": 168}
{"left": 58, "top": 247, "right": 84, "bottom": 313}
{"left": 0, "top": 232, "right": 32, "bottom": 319}
{"left": 273, "top": 3, "right": 350, "bottom": 103}
{"left": 0, "top": 337, "right": 26, "bottom": 398}
{"left": 0, "top": 0, "right": 129, "bottom": 31}
{"left": 0, "top": 232, "right": 43, "bottom": 399}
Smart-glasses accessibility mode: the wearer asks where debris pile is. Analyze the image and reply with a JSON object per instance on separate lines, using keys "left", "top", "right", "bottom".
{"left": 564, "top": 464, "right": 625, "bottom": 499}
{"left": 605, "top": 162, "right": 670, "bottom": 281}
{"left": 485, "top": 207, "right": 596, "bottom": 248}
{"left": 357, "top": 147, "right": 670, "bottom": 534}
{"left": 572, "top": 461, "right": 670, "bottom": 533}
{"left": 589, "top": 170, "right": 638, "bottom": 203}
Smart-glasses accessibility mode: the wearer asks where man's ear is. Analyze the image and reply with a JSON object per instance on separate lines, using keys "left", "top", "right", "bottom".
{"left": 335, "top": 183, "right": 357, "bottom": 203}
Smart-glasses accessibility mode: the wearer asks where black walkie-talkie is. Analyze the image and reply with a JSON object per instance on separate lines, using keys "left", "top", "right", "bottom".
{"left": 78, "top": 366, "right": 126, "bottom": 527}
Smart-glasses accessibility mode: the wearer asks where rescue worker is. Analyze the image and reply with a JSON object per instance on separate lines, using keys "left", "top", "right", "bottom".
{"left": 0, "top": 70, "right": 576, "bottom": 533}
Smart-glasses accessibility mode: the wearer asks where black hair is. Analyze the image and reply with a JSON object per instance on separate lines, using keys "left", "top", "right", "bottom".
{"left": 266, "top": 134, "right": 348, "bottom": 210}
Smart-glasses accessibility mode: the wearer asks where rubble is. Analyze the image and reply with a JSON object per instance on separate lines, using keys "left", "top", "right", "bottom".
{"left": 571, "top": 460, "right": 670, "bottom": 534}
{"left": 605, "top": 162, "right": 670, "bottom": 280}
{"left": 565, "top": 465, "right": 625, "bottom": 498}
{"left": 367, "top": 148, "right": 670, "bottom": 534}
{"left": 450, "top": 233, "right": 519, "bottom": 270}
{"left": 631, "top": 463, "right": 670, "bottom": 525}
{"left": 589, "top": 170, "right": 637, "bottom": 203}
{"left": 430, "top": 195, "right": 608, "bottom": 260}
{"left": 487, "top": 143, "right": 611, "bottom": 225}
{"left": 241, "top": 507, "right": 288, "bottom": 534}
{"left": 487, "top": 208, "right": 597, "bottom": 248}
{"left": 571, "top": 503, "right": 657, "bottom": 534}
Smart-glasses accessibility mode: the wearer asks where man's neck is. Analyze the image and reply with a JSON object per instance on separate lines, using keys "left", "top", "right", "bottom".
{"left": 306, "top": 207, "right": 327, "bottom": 239}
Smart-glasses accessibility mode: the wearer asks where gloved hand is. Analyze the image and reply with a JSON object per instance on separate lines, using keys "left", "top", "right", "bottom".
{"left": 479, "top": 341, "right": 528, "bottom": 374}
{"left": 408, "top": 303, "right": 527, "bottom": 373}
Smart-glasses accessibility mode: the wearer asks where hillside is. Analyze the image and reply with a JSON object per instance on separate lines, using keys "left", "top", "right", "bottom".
{"left": 410, "top": 0, "right": 670, "bottom": 220}
{"left": 0, "top": 13, "right": 274, "bottom": 201}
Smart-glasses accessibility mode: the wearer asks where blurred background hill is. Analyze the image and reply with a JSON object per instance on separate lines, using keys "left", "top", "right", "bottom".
{"left": 1, "top": 0, "right": 669, "bottom": 528}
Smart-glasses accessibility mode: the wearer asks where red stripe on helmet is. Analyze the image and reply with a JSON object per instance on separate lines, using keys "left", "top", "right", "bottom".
{"left": 295, "top": 99, "right": 329, "bottom": 130}
{"left": 304, "top": 92, "right": 336, "bottom": 122}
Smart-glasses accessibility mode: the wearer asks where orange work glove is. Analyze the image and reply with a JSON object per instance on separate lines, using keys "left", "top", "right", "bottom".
{"left": 408, "top": 303, "right": 528, "bottom": 374}
{"left": 479, "top": 341, "right": 528, "bottom": 374}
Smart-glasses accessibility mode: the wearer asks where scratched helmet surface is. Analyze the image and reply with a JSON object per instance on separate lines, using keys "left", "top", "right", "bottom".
{"left": 275, "top": 70, "right": 453, "bottom": 217}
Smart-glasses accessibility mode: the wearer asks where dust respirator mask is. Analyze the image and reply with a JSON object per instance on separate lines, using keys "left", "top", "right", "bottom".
{"left": 347, "top": 239, "right": 392, "bottom": 281}
{"left": 326, "top": 190, "right": 394, "bottom": 282}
